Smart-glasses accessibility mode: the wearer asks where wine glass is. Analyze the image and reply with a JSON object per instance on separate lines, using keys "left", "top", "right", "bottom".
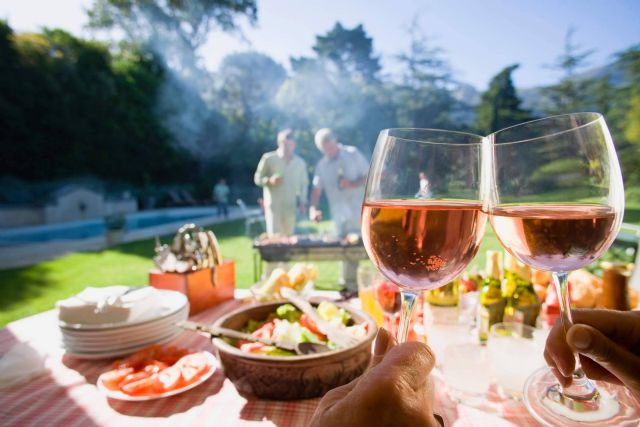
{"left": 486, "top": 112, "right": 639, "bottom": 425}
{"left": 361, "top": 129, "right": 487, "bottom": 343}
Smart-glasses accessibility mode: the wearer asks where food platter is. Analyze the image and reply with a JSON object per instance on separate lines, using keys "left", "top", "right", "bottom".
{"left": 97, "top": 351, "right": 217, "bottom": 401}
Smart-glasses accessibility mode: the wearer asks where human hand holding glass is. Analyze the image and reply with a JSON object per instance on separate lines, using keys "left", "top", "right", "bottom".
{"left": 485, "top": 113, "right": 639, "bottom": 425}
{"left": 361, "top": 129, "right": 487, "bottom": 343}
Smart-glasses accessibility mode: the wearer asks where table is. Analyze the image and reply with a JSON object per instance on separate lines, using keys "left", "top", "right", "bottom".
{"left": 0, "top": 291, "right": 541, "bottom": 426}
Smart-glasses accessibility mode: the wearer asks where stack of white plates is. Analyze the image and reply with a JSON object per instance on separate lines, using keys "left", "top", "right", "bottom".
{"left": 59, "top": 290, "right": 189, "bottom": 359}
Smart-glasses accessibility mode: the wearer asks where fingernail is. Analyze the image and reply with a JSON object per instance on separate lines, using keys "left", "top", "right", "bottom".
{"left": 571, "top": 326, "right": 592, "bottom": 350}
{"left": 552, "top": 367, "right": 571, "bottom": 387}
{"left": 558, "top": 361, "right": 571, "bottom": 377}
{"left": 374, "top": 328, "right": 389, "bottom": 356}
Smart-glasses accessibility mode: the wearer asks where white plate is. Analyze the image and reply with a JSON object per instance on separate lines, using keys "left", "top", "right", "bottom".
{"left": 59, "top": 290, "right": 188, "bottom": 331}
{"left": 60, "top": 307, "right": 188, "bottom": 340}
{"left": 97, "top": 351, "right": 217, "bottom": 401}
{"left": 62, "top": 328, "right": 180, "bottom": 351}
{"left": 64, "top": 329, "right": 183, "bottom": 359}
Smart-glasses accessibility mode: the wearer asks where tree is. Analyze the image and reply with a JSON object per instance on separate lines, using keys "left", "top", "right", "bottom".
{"left": 86, "top": 0, "right": 257, "bottom": 98}
{"left": 87, "top": 0, "right": 256, "bottom": 71}
{"left": 217, "top": 52, "right": 286, "bottom": 128}
{"left": 276, "top": 22, "right": 393, "bottom": 157}
{"left": 475, "top": 64, "right": 532, "bottom": 134}
{"left": 0, "top": 22, "right": 195, "bottom": 186}
{"left": 214, "top": 52, "right": 287, "bottom": 186}
{"left": 393, "top": 23, "right": 464, "bottom": 130}
{"left": 312, "top": 22, "right": 381, "bottom": 84}
{"left": 541, "top": 28, "right": 595, "bottom": 114}
{"left": 396, "top": 19, "right": 451, "bottom": 89}
{"left": 615, "top": 45, "right": 640, "bottom": 187}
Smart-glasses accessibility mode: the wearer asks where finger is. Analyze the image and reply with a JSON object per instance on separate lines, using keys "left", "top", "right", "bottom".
{"left": 571, "top": 309, "right": 640, "bottom": 346}
{"left": 377, "top": 341, "right": 436, "bottom": 390}
{"left": 567, "top": 324, "right": 640, "bottom": 387}
{"left": 578, "top": 355, "right": 622, "bottom": 385}
{"left": 545, "top": 317, "right": 575, "bottom": 377}
{"left": 314, "top": 375, "right": 362, "bottom": 415}
{"left": 544, "top": 348, "right": 572, "bottom": 387}
{"left": 370, "top": 328, "right": 396, "bottom": 367}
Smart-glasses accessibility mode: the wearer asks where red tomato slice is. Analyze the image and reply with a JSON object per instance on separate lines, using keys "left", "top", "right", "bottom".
{"left": 175, "top": 353, "right": 209, "bottom": 370}
{"left": 252, "top": 321, "right": 275, "bottom": 340}
{"left": 120, "top": 371, "right": 151, "bottom": 386}
{"left": 180, "top": 365, "right": 201, "bottom": 384}
{"left": 158, "top": 366, "right": 183, "bottom": 391}
{"left": 120, "top": 374, "right": 160, "bottom": 396}
{"left": 300, "top": 314, "right": 327, "bottom": 340}
{"left": 239, "top": 342, "right": 266, "bottom": 353}
{"left": 101, "top": 367, "right": 134, "bottom": 391}
{"left": 143, "top": 361, "right": 169, "bottom": 374}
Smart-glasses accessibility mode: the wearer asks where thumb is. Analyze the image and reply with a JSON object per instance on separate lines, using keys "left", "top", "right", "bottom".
{"left": 567, "top": 324, "right": 640, "bottom": 386}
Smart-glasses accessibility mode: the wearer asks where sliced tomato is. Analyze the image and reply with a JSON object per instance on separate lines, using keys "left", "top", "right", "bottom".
{"left": 120, "top": 374, "right": 160, "bottom": 396}
{"left": 300, "top": 314, "right": 327, "bottom": 340}
{"left": 176, "top": 353, "right": 209, "bottom": 370}
{"left": 252, "top": 320, "right": 275, "bottom": 340}
{"left": 180, "top": 365, "right": 202, "bottom": 384}
{"left": 239, "top": 342, "right": 267, "bottom": 353}
{"left": 120, "top": 371, "right": 151, "bottom": 386}
{"left": 143, "top": 360, "right": 169, "bottom": 374}
{"left": 157, "top": 366, "right": 183, "bottom": 391}
{"left": 101, "top": 367, "right": 134, "bottom": 391}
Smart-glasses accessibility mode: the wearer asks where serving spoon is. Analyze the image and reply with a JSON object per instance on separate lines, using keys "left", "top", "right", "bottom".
{"left": 177, "top": 320, "right": 330, "bottom": 356}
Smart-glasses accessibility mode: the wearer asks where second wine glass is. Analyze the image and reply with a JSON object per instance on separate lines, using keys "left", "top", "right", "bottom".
{"left": 486, "top": 112, "right": 639, "bottom": 426}
{"left": 361, "top": 129, "right": 487, "bottom": 343}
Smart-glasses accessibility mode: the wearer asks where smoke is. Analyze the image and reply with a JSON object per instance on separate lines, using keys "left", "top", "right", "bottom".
{"left": 116, "top": 9, "right": 236, "bottom": 158}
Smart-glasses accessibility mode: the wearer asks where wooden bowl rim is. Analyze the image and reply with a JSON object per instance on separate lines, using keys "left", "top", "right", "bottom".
{"left": 212, "top": 300, "right": 377, "bottom": 362}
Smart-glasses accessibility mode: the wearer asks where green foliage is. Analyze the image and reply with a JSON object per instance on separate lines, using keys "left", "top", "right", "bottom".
{"left": 475, "top": 64, "right": 532, "bottom": 134}
{"left": 0, "top": 21, "right": 195, "bottom": 185}
{"left": 277, "top": 22, "right": 394, "bottom": 158}
{"left": 312, "top": 22, "right": 381, "bottom": 84}
{"left": 393, "top": 24, "right": 468, "bottom": 131}
{"left": 87, "top": 0, "right": 257, "bottom": 50}
{"left": 541, "top": 28, "right": 596, "bottom": 114}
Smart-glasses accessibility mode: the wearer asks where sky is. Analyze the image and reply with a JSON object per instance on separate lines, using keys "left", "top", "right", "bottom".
{"left": 1, "top": 0, "right": 639, "bottom": 90}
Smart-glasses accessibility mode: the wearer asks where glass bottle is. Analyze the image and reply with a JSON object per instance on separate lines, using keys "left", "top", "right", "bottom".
{"left": 504, "top": 262, "right": 541, "bottom": 327}
{"left": 478, "top": 251, "right": 505, "bottom": 343}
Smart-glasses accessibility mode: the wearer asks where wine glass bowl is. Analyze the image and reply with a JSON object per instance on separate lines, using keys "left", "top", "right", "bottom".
{"left": 361, "top": 129, "right": 486, "bottom": 342}
{"left": 486, "top": 113, "right": 638, "bottom": 425}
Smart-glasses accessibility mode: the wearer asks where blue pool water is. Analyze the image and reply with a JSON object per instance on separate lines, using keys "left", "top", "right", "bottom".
{"left": 0, "top": 211, "right": 213, "bottom": 246}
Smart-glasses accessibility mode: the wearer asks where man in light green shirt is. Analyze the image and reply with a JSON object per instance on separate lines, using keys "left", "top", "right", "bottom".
{"left": 254, "top": 129, "right": 309, "bottom": 236}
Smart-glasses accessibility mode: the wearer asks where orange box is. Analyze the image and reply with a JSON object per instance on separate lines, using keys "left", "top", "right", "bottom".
{"left": 149, "top": 260, "right": 235, "bottom": 315}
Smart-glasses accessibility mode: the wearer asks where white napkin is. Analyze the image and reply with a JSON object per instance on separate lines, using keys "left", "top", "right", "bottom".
{"left": 0, "top": 342, "right": 47, "bottom": 388}
{"left": 57, "top": 286, "right": 161, "bottom": 325}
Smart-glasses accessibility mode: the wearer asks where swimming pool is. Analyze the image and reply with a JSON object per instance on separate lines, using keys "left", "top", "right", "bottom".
{"left": 0, "top": 208, "right": 218, "bottom": 246}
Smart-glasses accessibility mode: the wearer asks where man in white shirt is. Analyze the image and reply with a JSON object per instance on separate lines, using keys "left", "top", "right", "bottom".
{"left": 254, "top": 129, "right": 309, "bottom": 236}
{"left": 309, "top": 128, "right": 370, "bottom": 290}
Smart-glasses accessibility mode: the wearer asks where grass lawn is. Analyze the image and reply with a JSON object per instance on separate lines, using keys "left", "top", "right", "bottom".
{"left": 1, "top": 202, "right": 638, "bottom": 328}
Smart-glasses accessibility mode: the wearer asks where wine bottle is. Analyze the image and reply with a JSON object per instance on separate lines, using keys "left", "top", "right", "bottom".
{"left": 427, "top": 278, "right": 459, "bottom": 306}
{"left": 503, "top": 262, "right": 541, "bottom": 327}
{"left": 502, "top": 252, "right": 519, "bottom": 299}
{"left": 478, "top": 251, "right": 505, "bottom": 343}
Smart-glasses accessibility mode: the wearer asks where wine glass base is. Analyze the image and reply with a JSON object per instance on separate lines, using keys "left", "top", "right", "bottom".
{"left": 524, "top": 367, "right": 640, "bottom": 426}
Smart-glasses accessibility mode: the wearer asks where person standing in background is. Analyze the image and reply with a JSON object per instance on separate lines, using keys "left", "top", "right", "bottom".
{"left": 309, "top": 128, "right": 370, "bottom": 291}
{"left": 213, "top": 178, "right": 230, "bottom": 218}
{"left": 254, "top": 129, "right": 308, "bottom": 236}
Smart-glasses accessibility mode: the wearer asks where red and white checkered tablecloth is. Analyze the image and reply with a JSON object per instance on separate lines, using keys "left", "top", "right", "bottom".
{"left": 0, "top": 292, "right": 541, "bottom": 426}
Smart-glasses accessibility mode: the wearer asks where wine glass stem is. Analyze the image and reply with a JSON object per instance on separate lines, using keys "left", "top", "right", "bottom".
{"left": 397, "top": 290, "right": 418, "bottom": 343}
{"left": 553, "top": 272, "right": 581, "bottom": 370}
{"left": 552, "top": 271, "right": 598, "bottom": 399}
